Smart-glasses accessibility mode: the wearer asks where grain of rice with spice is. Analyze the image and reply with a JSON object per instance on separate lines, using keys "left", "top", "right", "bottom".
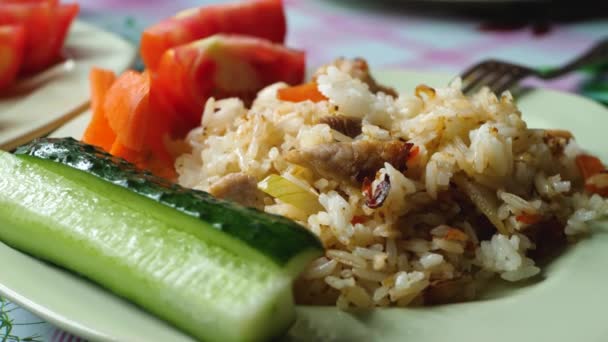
{"left": 176, "top": 58, "right": 608, "bottom": 308}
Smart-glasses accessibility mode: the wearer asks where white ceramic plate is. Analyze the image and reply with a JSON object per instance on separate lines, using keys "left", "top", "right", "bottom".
{"left": 5, "top": 70, "right": 608, "bottom": 342}
{"left": 0, "top": 20, "right": 136, "bottom": 151}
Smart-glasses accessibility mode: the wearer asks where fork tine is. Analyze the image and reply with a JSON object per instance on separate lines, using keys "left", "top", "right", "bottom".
{"left": 461, "top": 67, "right": 492, "bottom": 94}
{"left": 493, "top": 69, "right": 529, "bottom": 95}
{"left": 483, "top": 68, "right": 512, "bottom": 94}
{"left": 463, "top": 67, "right": 509, "bottom": 95}
{"left": 492, "top": 75, "right": 520, "bottom": 95}
{"left": 460, "top": 61, "right": 487, "bottom": 80}
{"left": 459, "top": 62, "right": 489, "bottom": 93}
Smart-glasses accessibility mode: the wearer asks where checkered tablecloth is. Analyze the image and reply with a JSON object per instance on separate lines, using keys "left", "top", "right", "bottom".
{"left": 3, "top": 1, "right": 607, "bottom": 341}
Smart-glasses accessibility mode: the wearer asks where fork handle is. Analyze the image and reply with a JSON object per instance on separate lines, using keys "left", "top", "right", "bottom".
{"left": 541, "top": 38, "right": 608, "bottom": 79}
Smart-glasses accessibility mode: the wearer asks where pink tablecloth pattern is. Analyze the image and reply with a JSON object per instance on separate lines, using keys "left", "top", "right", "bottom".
{"left": 2, "top": 1, "right": 607, "bottom": 341}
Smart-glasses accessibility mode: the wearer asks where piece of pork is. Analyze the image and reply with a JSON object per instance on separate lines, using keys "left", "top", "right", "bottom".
{"left": 542, "top": 129, "right": 573, "bottom": 156}
{"left": 313, "top": 57, "right": 398, "bottom": 97}
{"left": 208, "top": 172, "right": 265, "bottom": 209}
{"left": 284, "top": 140, "right": 412, "bottom": 183}
{"left": 318, "top": 115, "right": 362, "bottom": 138}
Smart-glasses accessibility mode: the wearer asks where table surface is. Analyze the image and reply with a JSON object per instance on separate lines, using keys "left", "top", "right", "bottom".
{"left": 2, "top": 1, "right": 607, "bottom": 341}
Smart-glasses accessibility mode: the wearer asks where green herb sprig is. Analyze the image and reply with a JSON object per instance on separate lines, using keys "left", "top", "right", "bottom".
{"left": 1, "top": 297, "right": 44, "bottom": 342}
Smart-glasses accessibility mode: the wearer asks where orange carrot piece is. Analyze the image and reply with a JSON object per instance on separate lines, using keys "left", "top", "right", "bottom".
{"left": 408, "top": 145, "right": 420, "bottom": 161}
{"left": 82, "top": 67, "right": 117, "bottom": 151}
{"left": 277, "top": 82, "right": 327, "bottom": 103}
{"left": 576, "top": 154, "right": 608, "bottom": 196}
{"left": 515, "top": 213, "right": 543, "bottom": 225}
{"left": 110, "top": 140, "right": 176, "bottom": 180}
{"left": 101, "top": 70, "right": 178, "bottom": 179}
{"left": 576, "top": 154, "right": 605, "bottom": 180}
{"left": 104, "top": 70, "right": 151, "bottom": 150}
{"left": 444, "top": 228, "right": 468, "bottom": 242}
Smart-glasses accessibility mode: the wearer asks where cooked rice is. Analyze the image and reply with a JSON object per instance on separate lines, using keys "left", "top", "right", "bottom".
{"left": 176, "top": 63, "right": 608, "bottom": 308}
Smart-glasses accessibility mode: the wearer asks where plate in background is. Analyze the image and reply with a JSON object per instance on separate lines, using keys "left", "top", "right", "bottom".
{"left": 0, "top": 20, "right": 136, "bottom": 151}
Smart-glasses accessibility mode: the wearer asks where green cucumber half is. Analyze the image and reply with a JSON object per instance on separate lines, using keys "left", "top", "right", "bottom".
{"left": 0, "top": 138, "right": 324, "bottom": 342}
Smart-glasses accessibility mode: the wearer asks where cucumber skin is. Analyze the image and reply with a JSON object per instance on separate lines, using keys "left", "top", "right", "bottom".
{"left": 14, "top": 138, "right": 323, "bottom": 270}
{"left": 0, "top": 152, "right": 296, "bottom": 342}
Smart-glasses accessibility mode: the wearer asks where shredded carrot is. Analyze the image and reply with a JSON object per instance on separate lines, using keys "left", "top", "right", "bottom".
{"left": 516, "top": 213, "right": 543, "bottom": 225}
{"left": 82, "top": 67, "right": 117, "bottom": 151}
{"left": 576, "top": 154, "right": 605, "bottom": 180}
{"left": 576, "top": 154, "right": 608, "bottom": 196}
{"left": 444, "top": 228, "right": 468, "bottom": 242}
{"left": 104, "top": 70, "right": 151, "bottom": 150}
{"left": 586, "top": 174, "right": 608, "bottom": 197}
{"left": 110, "top": 140, "right": 176, "bottom": 180}
{"left": 408, "top": 145, "right": 420, "bottom": 161}
{"left": 277, "top": 82, "right": 327, "bottom": 103}
{"left": 99, "top": 69, "right": 177, "bottom": 180}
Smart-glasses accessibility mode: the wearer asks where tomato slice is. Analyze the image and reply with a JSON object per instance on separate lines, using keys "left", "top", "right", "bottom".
{"left": 0, "top": 2, "right": 78, "bottom": 73}
{"left": 153, "top": 34, "right": 305, "bottom": 137}
{"left": 141, "top": 0, "right": 286, "bottom": 70}
{"left": 51, "top": 3, "right": 78, "bottom": 64}
{"left": 0, "top": 24, "right": 25, "bottom": 90}
{"left": 0, "top": 0, "right": 58, "bottom": 5}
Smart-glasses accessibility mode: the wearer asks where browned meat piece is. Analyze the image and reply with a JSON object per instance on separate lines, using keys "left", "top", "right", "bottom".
{"left": 425, "top": 276, "right": 474, "bottom": 305}
{"left": 542, "top": 129, "right": 573, "bottom": 156}
{"left": 524, "top": 219, "right": 567, "bottom": 261}
{"left": 208, "top": 172, "right": 265, "bottom": 209}
{"left": 284, "top": 140, "right": 413, "bottom": 182}
{"left": 313, "top": 57, "right": 398, "bottom": 97}
{"left": 319, "top": 115, "right": 362, "bottom": 138}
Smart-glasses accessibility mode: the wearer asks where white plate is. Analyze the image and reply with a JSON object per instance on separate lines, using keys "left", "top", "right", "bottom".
{"left": 6, "top": 70, "right": 608, "bottom": 342}
{"left": 0, "top": 20, "right": 136, "bottom": 151}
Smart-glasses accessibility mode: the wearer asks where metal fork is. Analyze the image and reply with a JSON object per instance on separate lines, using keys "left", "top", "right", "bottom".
{"left": 459, "top": 38, "right": 608, "bottom": 95}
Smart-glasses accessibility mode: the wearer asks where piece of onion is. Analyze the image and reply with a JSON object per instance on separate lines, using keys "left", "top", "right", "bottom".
{"left": 258, "top": 174, "right": 323, "bottom": 214}
{"left": 453, "top": 174, "right": 507, "bottom": 235}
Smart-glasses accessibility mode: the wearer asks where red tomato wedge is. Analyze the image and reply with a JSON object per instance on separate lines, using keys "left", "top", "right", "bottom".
{"left": 154, "top": 34, "right": 305, "bottom": 136}
{"left": 50, "top": 3, "right": 78, "bottom": 63}
{"left": 82, "top": 67, "right": 117, "bottom": 152}
{"left": 0, "top": 2, "right": 78, "bottom": 73}
{"left": 0, "top": 0, "right": 58, "bottom": 4}
{"left": 0, "top": 24, "right": 25, "bottom": 90}
{"left": 140, "top": 0, "right": 286, "bottom": 70}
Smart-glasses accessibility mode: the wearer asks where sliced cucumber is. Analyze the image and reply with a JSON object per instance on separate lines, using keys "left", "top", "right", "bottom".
{"left": 0, "top": 139, "right": 324, "bottom": 342}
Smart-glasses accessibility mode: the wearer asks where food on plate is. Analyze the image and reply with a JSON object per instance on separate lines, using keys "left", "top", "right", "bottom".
{"left": 312, "top": 57, "right": 398, "bottom": 97}
{"left": 0, "top": 0, "right": 78, "bottom": 89}
{"left": 208, "top": 172, "right": 265, "bottom": 209}
{"left": 82, "top": 67, "right": 117, "bottom": 151}
{"left": 83, "top": 68, "right": 177, "bottom": 179}
{"left": 277, "top": 81, "right": 327, "bottom": 103}
{"left": 176, "top": 59, "right": 608, "bottom": 307}
{"left": 0, "top": 24, "right": 25, "bottom": 90}
{"left": 154, "top": 34, "right": 305, "bottom": 136}
{"left": 141, "top": 0, "right": 286, "bottom": 70}
{"left": 83, "top": 1, "right": 304, "bottom": 178}
{"left": 75, "top": 0, "right": 607, "bottom": 314}
{"left": 0, "top": 137, "right": 323, "bottom": 342}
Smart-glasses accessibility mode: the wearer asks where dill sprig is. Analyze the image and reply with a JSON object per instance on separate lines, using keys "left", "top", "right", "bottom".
{"left": 1, "top": 297, "right": 44, "bottom": 342}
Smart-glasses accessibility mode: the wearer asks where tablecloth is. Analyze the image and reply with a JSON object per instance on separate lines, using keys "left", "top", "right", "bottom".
{"left": 2, "top": 1, "right": 607, "bottom": 341}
